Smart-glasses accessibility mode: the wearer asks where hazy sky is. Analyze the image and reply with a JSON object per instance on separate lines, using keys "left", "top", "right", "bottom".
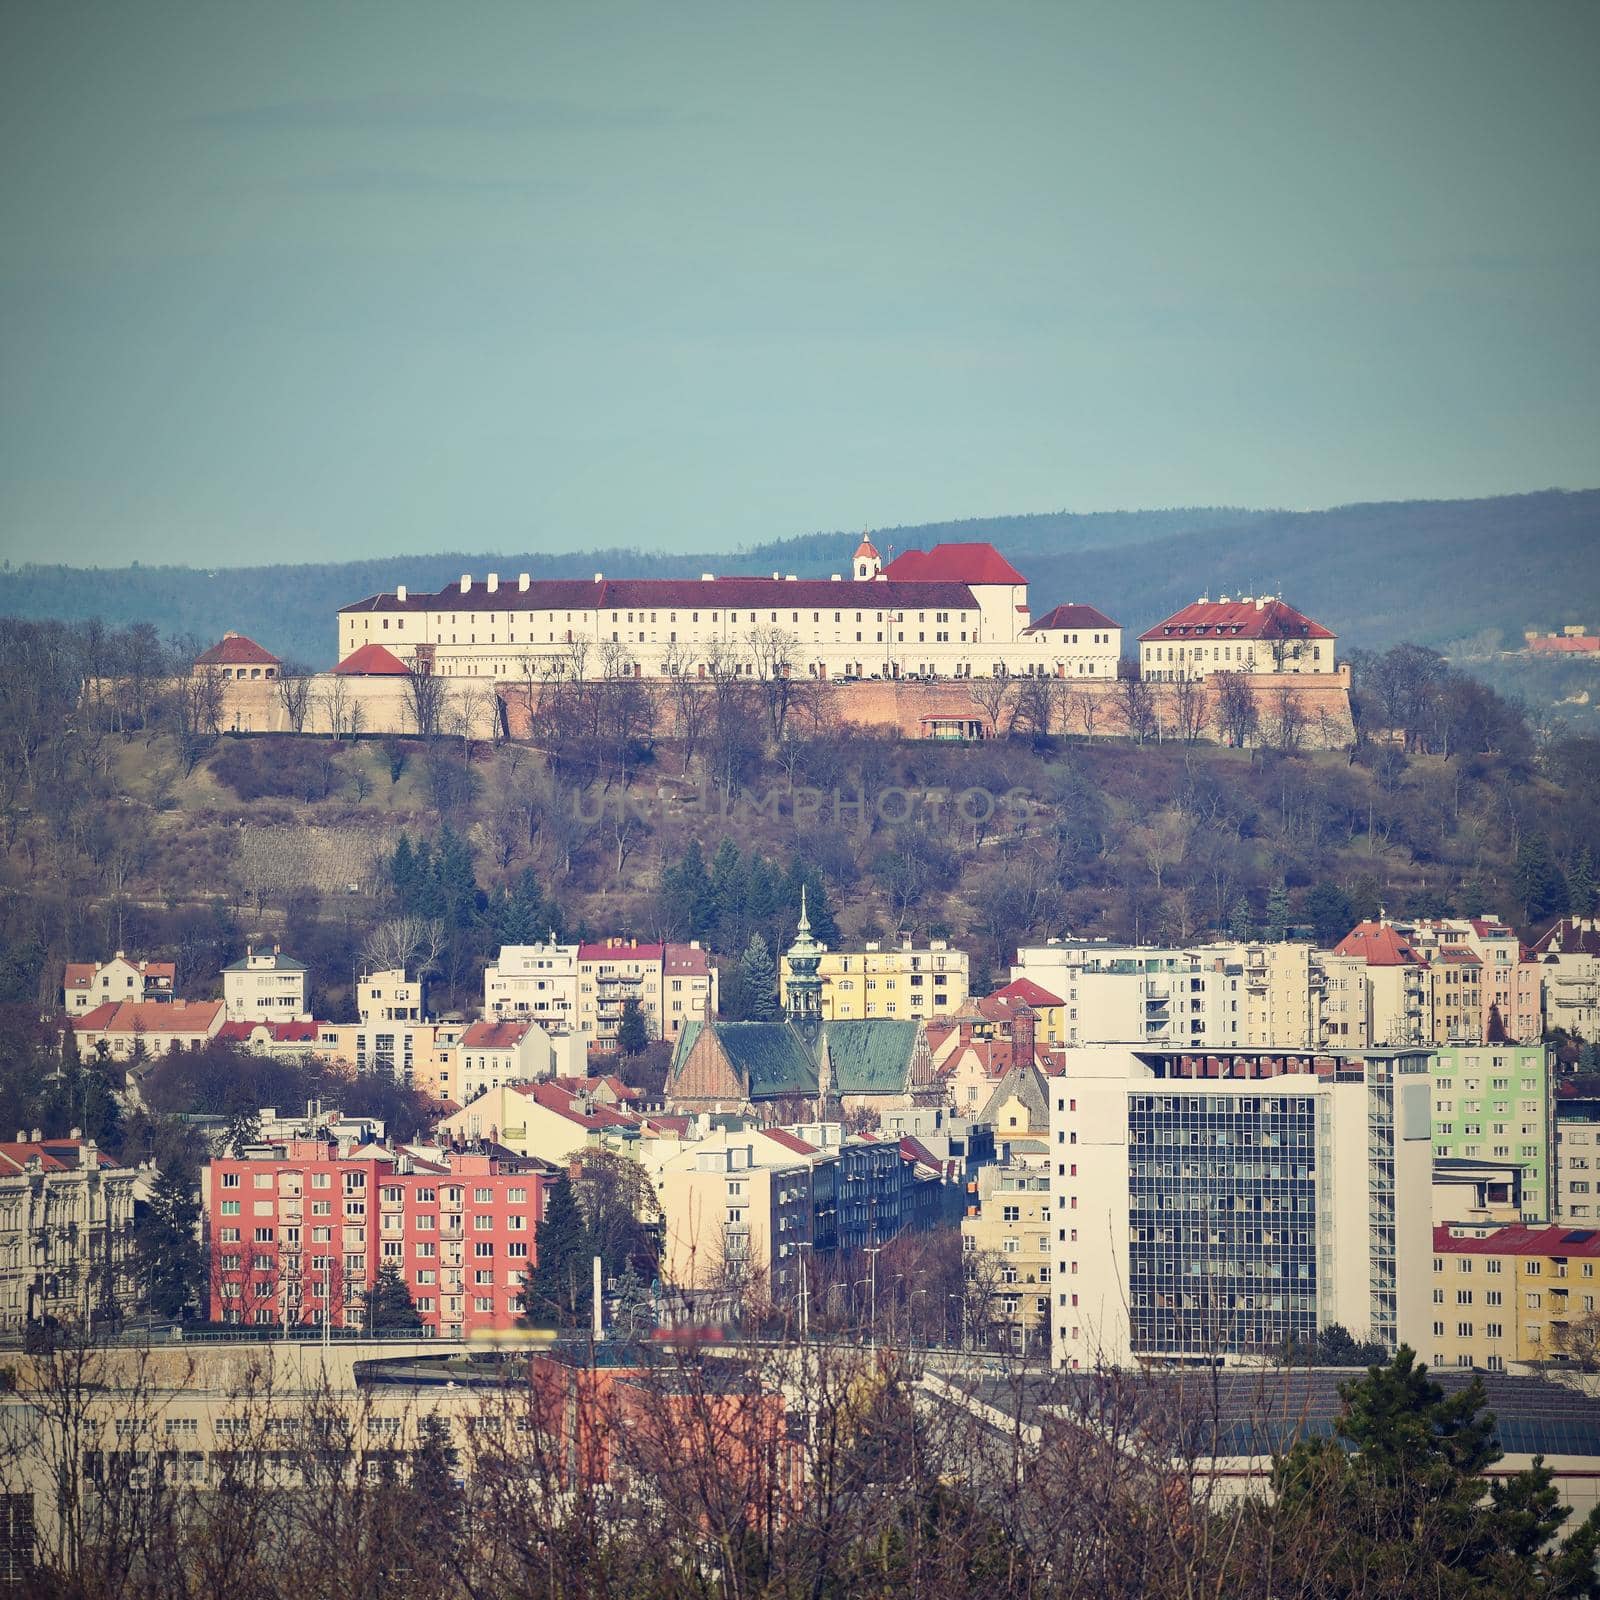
{"left": 2, "top": 2, "right": 1597, "bottom": 567}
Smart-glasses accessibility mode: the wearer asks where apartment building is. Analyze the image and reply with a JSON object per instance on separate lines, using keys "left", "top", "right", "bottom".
{"left": 203, "top": 1138, "right": 547, "bottom": 1338}
{"left": 962, "top": 1160, "right": 1053, "bottom": 1350}
{"left": 1330, "top": 923, "right": 1432, "bottom": 1046}
{"left": 63, "top": 952, "right": 175, "bottom": 1016}
{"left": 780, "top": 937, "right": 969, "bottom": 1021}
{"left": 436, "top": 1080, "right": 653, "bottom": 1165}
{"left": 1012, "top": 939, "right": 1320, "bottom": 1049}
{"left": 1403, "top": 917, "right": 1544, "bottom": 1044}
{"left": 1429, "top": 1045, "right": 1553, "bottom": 1220}
{"left": 1051, "top": 1046, "right": 1434, "bottom": 1371}
{"left": 1555, "top": 1095, "right": 1600, "bottom": 1222}
{"left": 1533, "top": 918, "right": 1600, "bottom": 1041}
{"left": 1137, "top": 595, "right": 1337, "bottom": 682}
{"left": 486, "top": 939, "right": 717, "bottom": 1048}
{"left": 0, "top": 1136, "right": 138, "bottom": 1332}
{"left": 1430, "top": 1223, "right": 1600, "bottom": 1371}
{"left": 221, "top": 943, "right": 309, "bottom": 1022}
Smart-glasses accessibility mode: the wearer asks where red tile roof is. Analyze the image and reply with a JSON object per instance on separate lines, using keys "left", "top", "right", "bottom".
{"left": 1138, "top": 597, "right": 1334, "bottom": 644}
{"left": 1333, "top": 922, "right": 1426, "bottom": 967}
{"left": 1024, "top": 604, "right": 1120, "bottom": 634}
{"left": 1435, "top": 1223, "right": 1600, "bottom": 1258}
{"left": 760, "top": 1127, "right": 820, "bottom": 1156}
{"left": 664, "top": 943, "right": 712, "bottom": 976}
{"left": 854, "top": 537, "right": 881, "bottom": 560}
{"left": 521, "top": 1081, "right": 641, "bottom": 1131}
{"left": 65, "top": 958, "right": 175, "bottom": 990}
{"left": 194, "top": 632, "right": 281, "bottom": 667}
{"left": 72, "top": 1000, "right": 223, "bottom": 1034}
{"left": 581, "top": 940, "right": 665, "bottom": 963}
{"left": 462, "top": 1021, "right": 532, "bottom": 1050}
{"left": 332, "top": 642, "right": 411, "bottom": 676}
{"left": 990, "top": 977, "right": 1064, "bottom": 1009}
{"left": 0, "top": 1139, "right": 119, "bottom": 1175}
{"left": 340, "top": 576, "right": 979, "bottom": 615}
{"left": 881, "top": 542, "right": 1026, "bottom": 586}
{"left": 217, "top": 1020, "right": 325, "bottom": 1043}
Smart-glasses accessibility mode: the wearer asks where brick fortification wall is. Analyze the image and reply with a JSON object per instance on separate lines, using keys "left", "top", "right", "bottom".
{"left": 208, "top": 666, "right": 1353, "bottom": 749}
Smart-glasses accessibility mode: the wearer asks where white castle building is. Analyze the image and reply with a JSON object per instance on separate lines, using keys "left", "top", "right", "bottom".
{"left": 337, "top": 538, "right": 1122, "bottom": 683}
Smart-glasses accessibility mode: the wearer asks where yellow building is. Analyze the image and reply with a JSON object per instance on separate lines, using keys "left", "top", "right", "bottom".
{"left": 780, "top": 938, "right": 968, "bottom": 1021}
{"left": 1430, "top": 1223, "right": 1600, "bottom": 1373}
{"left": 961, "top": 1160, "right": 1052, "bottom": 1350}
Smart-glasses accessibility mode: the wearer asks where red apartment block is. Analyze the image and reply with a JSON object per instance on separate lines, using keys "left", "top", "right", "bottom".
{"left": 204, "top": 1138, "right": 546, "bottom": 1338}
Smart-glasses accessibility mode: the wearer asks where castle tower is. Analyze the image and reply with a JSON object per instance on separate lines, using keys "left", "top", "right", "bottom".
{"left": 784, "top": 887, "right": 826, "bottom": 1037}
{"left": 853, "top": 536, "right": 882, "bottom": 582}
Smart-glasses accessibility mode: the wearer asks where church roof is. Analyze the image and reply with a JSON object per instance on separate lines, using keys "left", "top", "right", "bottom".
{"left": 713, "top": 1021, "right": 818, "bottom": 1098}
{"left": 825, "top": 1019, "right": 920, "bottom": 1094}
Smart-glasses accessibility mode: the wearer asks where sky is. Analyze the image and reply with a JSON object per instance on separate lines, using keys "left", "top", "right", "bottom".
{"left": 1, "top": 1, "right": 1597, "bottom": 568}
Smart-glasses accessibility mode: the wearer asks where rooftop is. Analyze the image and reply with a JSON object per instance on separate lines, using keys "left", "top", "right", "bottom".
{"left": 1138, "top": 596, "right": 1334, "bottom": 644}
{"left": 194, "top": 632, "right": 281, "bottom": 667}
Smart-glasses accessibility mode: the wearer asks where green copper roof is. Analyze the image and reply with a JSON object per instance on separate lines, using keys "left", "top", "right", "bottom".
{"left": 717, "top": 1021, "right": 818, "bottom": 1097}
{"left": 824, "top": 1019, "right": 918, "bottom": 1094}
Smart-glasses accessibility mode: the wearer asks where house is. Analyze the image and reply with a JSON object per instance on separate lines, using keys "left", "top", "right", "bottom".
{"left": 72, "top": 1000, "right": 224, "bottom": 1060}
{"left": 454, "top": 1019, "right": 585, "bottom": 1102}
{"left": 193, "top": 631, "right": 280, "bottom": 681}
{"left": 435, "top": 1081, "right": 647, "bottom": 1167}
{"left": 0, "top": 1136, "right": 138, "bottom": 1332}
{"left": 222, "top": 943, "right": 309, "bottom": 1022}
{"left": 778, "top": 936, "right": 968, "bottom": 1021}
{"left": 1018, "top": 604, "right": 1122, "bottom": 679}
{"left": 986, "top": 978, "right": 1066, "bottom": 1045}
{"left": 217, "top": 1020, "right": 328, "bottom": 1060}
{"left": 63, "top": 952, "right": 176, "bottom": 1017}
{"left": 1138, "top": 595, "right": 1336, "bottom": 681}
{"left": 1532, "top": 917, "right": 1600, "bottom": 1042}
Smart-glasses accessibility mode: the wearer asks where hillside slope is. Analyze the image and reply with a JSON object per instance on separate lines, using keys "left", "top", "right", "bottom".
{"left": 0, "top": 491, "right": 1592, "bottom": 665}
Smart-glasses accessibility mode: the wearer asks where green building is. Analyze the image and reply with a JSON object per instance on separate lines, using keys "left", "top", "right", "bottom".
{"left": 1430, "top": 1045, "right": 1554, "bottom": 1221}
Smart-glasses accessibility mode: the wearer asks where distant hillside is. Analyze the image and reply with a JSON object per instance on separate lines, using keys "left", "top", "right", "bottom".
{"left": 0, "top": 491, "right": 1593, "bottom": 665}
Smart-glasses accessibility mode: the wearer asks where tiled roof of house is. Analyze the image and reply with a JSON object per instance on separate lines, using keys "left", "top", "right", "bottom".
{"left": 1023, "top": 604, "right": 1120, "bottom": 634}
{"left": 1138, "top": 598, "right": 1334, "bottom": 644}
{"left": 977, "top": 1062, "right": 1051, "bottom": 1130}
{"left": 664, "top": 943, "right": 712, "bottom": 976}
{"left": 332, "top": 642, "right": 411, "bottom": 676}
{"left": 64, "top": 958, "right": 176, "bottom": 990}
{"left": 1532, "top": 918, "right": 1600, "bottom": 959}
{"left": 462, "top": 1020, "right": 532, "bottom": 1050}
{"left": 760, "top": 1127, "right": 820, "bottom": 1156}
{"left": 217, "top": 1020, "right": 323, "bottom": 1043}
{"left": 193, "top": 632, "right": 281, "bottom": 667}
{"left": 0, "top": 1139, "right": 119, "bottom": 1175}
{"left": 716, "top": 1022, "right": 818, "bottom": 1099}
{"left": 222, "top": 950, "right": 307, "bottom": 972}
{"left": 340, "top": 576, "right": 980, "bottom": 615}
{"left": 881, "top": 543, "right": 1026, "bottom": 586}
{"left": 989, "top": 977, "right": 1064, "bottom": 1009}
{"left": 521, "top": 1081, "right": 642, "bottom": 1131}
{"left": 72, "top": 1000, "right": 223, "bottom": 1034}
{"left": 1333, "top": 922, "right": 1426, "bottom": 967}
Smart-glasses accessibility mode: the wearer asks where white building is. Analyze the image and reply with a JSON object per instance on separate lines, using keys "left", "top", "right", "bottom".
{"left": 337, "top": 539, "right": 1122, "bottom": 684}
{"left": 1138, "top": 595, "right": 1337, "bottom": 681}
{"left": 453, "top": 1019, "right": 586, "bottom": 1103}
{"left": 0, "top": 1136, "right": 138, "bottom": 1332}
{"left": 1534, "top": 918, "right": 1600, "bottom": 1042}
{"left": 222, "top": 943, "right": 309, "bottom": 1022}
{"left": 485, "top": 940, "right": 580, "bottom": 1028}
{"left": 360, "top": 968, "right": 427, "bottom": 1024}
{"left": 1013, "top": 939, "right": 1323, "bottom": 1048}
{"left": 1050, "top": 1045, "right": 1434, "bottom": 1370}
{"left": 63, "top": 953, "right": 175, "bottom": 1016}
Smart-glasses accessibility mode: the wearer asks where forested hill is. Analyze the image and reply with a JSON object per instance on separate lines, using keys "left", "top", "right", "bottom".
{"left": 0, "top": 490, "right": 1593, "bottom": 667}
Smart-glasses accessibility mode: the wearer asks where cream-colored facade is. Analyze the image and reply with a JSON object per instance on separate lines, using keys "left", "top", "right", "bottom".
{"left": 222, "top": 944, "right": 309, "bottom": 1022}
{"left": 782, "top": 939, "right": 968, "bottom": 1022}
{"left": 1138, "top": 595, "right": 1337, "bottom": 682}
{"left": 485, "top": 941, "right": 581, "bottom": 1028}
{"left": 336, "top": 540, "right": 1123, "bottom": 683}
{"left": 0, "top": 1138, "right": 138, "bottom": 1332}
{"left": 961, "top": 1163, "right": 1052, "bottom": 1348}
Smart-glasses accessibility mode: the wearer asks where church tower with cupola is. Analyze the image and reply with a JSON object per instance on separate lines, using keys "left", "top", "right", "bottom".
{"left": 853, "top": 536, "right": 882, "bottom": 582}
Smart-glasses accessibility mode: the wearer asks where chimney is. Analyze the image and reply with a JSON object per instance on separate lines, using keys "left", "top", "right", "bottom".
{"left": 487, "top": 572, "right": 500, "bottom": 593}
{"left": 594, "top": 572, "right": 604, "bottom": 584}
{"left": 518, "top": 573, "right": 530, "bottom": 592}
{"left": 830, "top": 573, "right": 842, "bottom": 582}
{"left": 396, "top": 585, "right": 407, "bottom": 603}
{"left": 70, "top": 1126, "right": 82, "bottom": 1139}
{"left": 30, "top": 1128, "right": 41, "bottom": 1143}
{"left": 1011, "top": 1005, "right": 1037, "bottom": 1066}
{"left": 772, "top": 571, "right": 780, "bottom": 580}
{"left": 701, "top": 573, "right": 715, "bottom": 582}
{"left": 460, "top": 574, "right": 472, "bottom": 593}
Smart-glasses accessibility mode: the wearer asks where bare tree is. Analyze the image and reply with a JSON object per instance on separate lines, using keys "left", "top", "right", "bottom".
{"left": 404, "top": 666, "right": 444, "bottom": 741}
{"left": 1010, "top": 677, "right": 1055, "bottom": 741}
{"left": 749, "top": 625, "right": 801, "bottom": 743}
{"left": 1171, "top": 674, "right": 1208, "bottom": 745}
{"left": 1267, "top": 682, "right": 1308, "bottom": 754}
{"left": 276, "top": 668, "right": 314, "bottom": 734}
{"left": 361, "top": 915, "right": 446, "bottom": 979}
{"left": 1212, "top": 670, "right": 1259, "bottom": 748}
{"left": 966, "top": 674, "right": 1015, "bottom": 739}
{"left": 1116, "top": 666, "right": 1157, "bottom": 745}
{"left": 660, "top": 641, "right": 708, "bottom": 771}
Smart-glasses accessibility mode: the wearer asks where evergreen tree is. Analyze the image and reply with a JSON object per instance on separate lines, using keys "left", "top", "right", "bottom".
{"left": 1227, "top": 895, "right": 1254, "bottom": 941}
{"left": 1569, "top": 846, "right": 1597, "bottom": 917}
{"left": 738, "top": 934, "right": 780, "bottom": 1021}
{"left": 1305, "top": 881, "right": 1356, "bottom": 946}
{"left": 523, "top": 1181, "right": 592, "bottom": 1329}
{"left": 616, "top": 995, "right": 650, "bottom": 1056}
{"left": 659, "top": 840, "right": 716, "bottom": 940}
{"left": 391, "top": 834, "right": 418, "bottom": 905}
{"left": 133, "top": 1166, "right": 204, "bottom": 1320}
{"left": 363, "top": 1263, "right": 423, "bottom": 1333}
{"left": 1515, "top": 833, "right": 1571, "bottom": 924}
{"left": 1264, "top": 881, "right": 1292, "bottom": 942}
{"left": 710, "top": 838, "right": 747, "bottom": 948}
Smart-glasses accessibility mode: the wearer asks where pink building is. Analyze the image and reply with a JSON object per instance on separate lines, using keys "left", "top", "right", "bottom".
{"left": 204, "top": 1138, "right": 547, "bottom": 1338}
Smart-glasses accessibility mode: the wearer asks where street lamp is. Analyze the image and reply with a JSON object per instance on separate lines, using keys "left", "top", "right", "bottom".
{"left": 795, "top": 1241, "right": 813, "bottom": 1343}
{"left": 908, "top": 1288, "right": 929, "bottom": 1351}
